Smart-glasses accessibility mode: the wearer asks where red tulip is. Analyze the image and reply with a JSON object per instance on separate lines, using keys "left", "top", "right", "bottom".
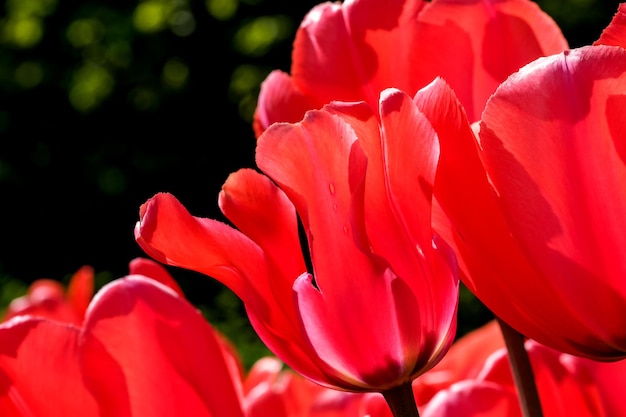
{"left": 2, "top": 258, "right": 183, "bottom": 326}
{"left": 243, "top": 356, "right": 367, "bottom": 417}
{"left": 420, "top": 341, "right": 626, "bottom": 417}
{"left": 0, "top": 275, "right": 248, "bottom": 417}
{"left": 2, "top": 265, "right": 94, "bottom": 325}
{"left": 253, "top": 0, "right": 568, "bottom": 137}
{"left": 136, "top": 86, "right": 462, "bottom": 393}
{"left": 413, "top": 320, "right": 504, "bottom": 406}
{"left": 433, "top": 39, "right": 626, "bottom": 360}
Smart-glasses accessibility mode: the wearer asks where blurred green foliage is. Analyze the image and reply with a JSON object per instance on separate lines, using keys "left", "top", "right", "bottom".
{"left": 0, "top": 0, "right": 305, "bottom": 119}
{"left": 0, "top": 0, "right": 621, "bottom": 367}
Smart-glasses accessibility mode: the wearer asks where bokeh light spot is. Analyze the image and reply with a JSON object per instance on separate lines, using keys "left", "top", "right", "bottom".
{"left": 229, "top": 64, "right": 264, "bottom": 96}
{"left": 170, "top": 10, "right": 196, "bottom": 36}
{"left": 97, "top": 166, "right": 126, "bottom": 195}
{"left": 128, "top": 87, "right": 160, "bottom": 112}
{"left": 2, "top": 17, "right": 43, "bottom": 48}
{"left": 206, "top": 0, "right": 238, "bottom": 21}
{"left": 162, "top": 58, "right": 189, "bottom": 89}
{"left": 14, "top": 61, "right": 44, "bottom": 88}
{"left": 6, "top": 0, "right": 57, "bottom": 16}
{"left": 133, "top": 1, "right": 169, "bottom": 33}
{"left": 66, "top": 19, "right": 104, "bottom": 48}
{"left": 106, "top": 41, "right": 133, "bottom": 68}
{"left": 233, "top": 15, "right": 292, "bottom": 56}
{"left": 68, "top": 64, "right": 114, "bottom": 112}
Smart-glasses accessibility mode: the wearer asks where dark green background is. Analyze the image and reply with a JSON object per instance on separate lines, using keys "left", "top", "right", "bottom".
{"left": 0, "top": 0, "right": 621, "bottom": 367}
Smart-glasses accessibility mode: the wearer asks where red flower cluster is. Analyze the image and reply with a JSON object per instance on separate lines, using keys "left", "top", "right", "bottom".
{"left": 134, "top": 0, "right": 626, "bottom": 414}
{"left": 249, "top": 0, "right": 626, "bottom": 362}
{"left": 1, "top": 266, "right": 624, "bottom": 416}
{"left": 3, "top": 0, "right": 626, "bottom": 416}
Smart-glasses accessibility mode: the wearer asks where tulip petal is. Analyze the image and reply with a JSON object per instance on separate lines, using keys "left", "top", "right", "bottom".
{"left": 256, "top": 111, "right": 370, "bottom": 297}
{"left": 326, "top": 92, "right": 459, "bottom": 367}
{"left": 480, "top": 45, "right": 626, "bottom": 356}
{"left": 478, "top": 341, "right": 611, "bottom": 416}
{"left": 254, "top": 0, "right": 568, "bottom": 139}
{"left": 412, "top": 77, "right": 480, "bottom": 275}
{"left": 136, "top": 193, "right": 330, "bottom": 386}
{"left": 293, "top": 270, "right": 420, "bottom": 390}
{"left": 218, "top": 168, "right": 306, "bottom": 296}
{"left": 420, "top": 76, "right": 582, "bottom": 356}
{"left": 243, "top": 357, "right": 283, "bottom": 395}
{"left": 257, "top": 110, "right": 428, "bottom": 390}
{"left": 414, "top": 320, "right": 504, "bottom": 406}
{"left": 411, "top": 0, "right": 567, "bottom": 121}
{"left": 80, "top": 276, "right": 245, "bottom": 417}
{"left": 292, "top": 0, "right": 425, "bottom": 109}
{"left": 370, "top": 89, "right": 460, "bottom": 371}
{"left": 3, "top": 280, "right": 81, "bottom": 325}
{"left": 421, "top": 380, "right": 521, "bottom": 417}
{"left": 0, "top": 317, "right": 98, "bottom": 417}
{"left": 253, "top": 70, "right": 319, "bottom": 138}
{"left": 135, "top": 192, "right": 263, "bottom": 303}
{"left": 218, "top": 169, "right": 320, "bottom": 365}
{"left": 595, "top": 4, "right": 626, "bottom": 48}
{"left": 524, "top": 342, "right": 607, "bottom": 417}
{"left": 567, "top": 353, "right": 626, "bottom": 416}
{"left": 324, "top": 89, "right": 438, "bottom": 271}
{"left": 66, "top": 265, "right": 94, "bottom": 320}
{"left": 375, "top": 88, "right": 439, "bottom": 260}
{"left": 128, "top": 257, "right": 185, "bottom": 297}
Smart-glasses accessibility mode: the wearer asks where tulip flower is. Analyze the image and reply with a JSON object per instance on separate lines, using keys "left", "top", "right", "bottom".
{"left": 420, "top": 341, "right": 626, "bottom": 417}
{"left": 244, "top": 356, "right": 368, "bottom": 417}
{"left": 432, "top": 38, "right": 626, "bottom": 360}
{"left": 2, "top": 265, "right": 94, "bottom": 325}
{"left": 253, "top": 0, "right": 568, "bottom": 137}
{"left": 136, "top": 85, "right": 461, "bottom": 415}
{"left": 0, "top": 275, "right": 248, "bottom": 417}
{"left": 2, "top": 258, "right": 183, "bottom": 326}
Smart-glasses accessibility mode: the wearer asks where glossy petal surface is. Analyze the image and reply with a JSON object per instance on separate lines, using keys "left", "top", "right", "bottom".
{"left": 136, "top": 192, "right": 264, "bottom": 302}
{"left": 478, "top": 45, "right": 626, "bottom": 358}
{"left": 80, "top": 276, "right": 245, "bottom": 417}
{"left": 0, "top": 317, "right": 98, "bottom": 417}
{"left": 411, "top": 0, "right": 567, "bottom": 121}
{"left": 421, "top": 380, "right": 520, "bottom": 417}
{"left": 419, "top": 336, "right": 626, "bottom": 417}
{"left": 128, "top": 257, "right": 185, "bottom": 297}
{"left": 253, "top": 0, "right": 568, "bottom": 135}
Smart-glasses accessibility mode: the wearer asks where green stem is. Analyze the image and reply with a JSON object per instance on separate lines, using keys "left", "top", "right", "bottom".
{"left": 382, "top": 382, "right": 420, "bottom": 417}
{"left": 497, "top": 317, "right": 544, "bottom": 417}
